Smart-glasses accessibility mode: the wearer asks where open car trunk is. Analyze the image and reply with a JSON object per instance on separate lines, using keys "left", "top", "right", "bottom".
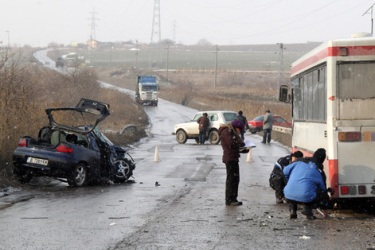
{"left": 45, "top": 98, "right": 110, "bottom": 134}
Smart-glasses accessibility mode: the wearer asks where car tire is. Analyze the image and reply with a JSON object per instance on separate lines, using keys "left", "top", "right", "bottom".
{"left": 209, "top": 130, "right": 220, "bottom": 144}
{"left": 113, "top": 158, "right": 133, "bottom": 183}
{"left": 68, "top": 163, "right": 88, "bottom": 187}
{"left": 176, "top": 130, "right": 187, "bottom": 144}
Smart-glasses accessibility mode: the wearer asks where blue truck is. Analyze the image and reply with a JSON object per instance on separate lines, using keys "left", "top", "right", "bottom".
{"left": 135, "top": 75, "right": 159, "bottom": 106}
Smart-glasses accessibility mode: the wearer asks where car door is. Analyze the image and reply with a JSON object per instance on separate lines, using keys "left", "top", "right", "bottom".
{"left": 207, "top": 112, "right": 219, "bottom": 130}
{"left": 188, "top": 113, "right": 202, "bottom": 135}
{"left": 72, "top": 134, "right": 102, "bottom": 178}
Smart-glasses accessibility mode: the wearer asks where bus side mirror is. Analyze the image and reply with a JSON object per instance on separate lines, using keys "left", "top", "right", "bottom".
{"left": 279, "top": 85, "right": 289, "bottom": 103}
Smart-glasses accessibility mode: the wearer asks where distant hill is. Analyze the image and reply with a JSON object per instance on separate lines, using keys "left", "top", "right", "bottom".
{"left": 176, "top": 42, "right": 322, "bottom": 53}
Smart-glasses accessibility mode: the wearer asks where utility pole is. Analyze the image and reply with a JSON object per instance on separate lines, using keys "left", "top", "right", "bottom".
{"left": 134, "top": 40, "right": 139, "bottom": 69}
{"left": 214, "top": 45, "right": 219, "bottom": 88}
{"left": 363, "top": 4, "right": 375, "bottom": 35}
{"left": 109, "top": 45, "right": 112, "bottom": 67}
{"left": 6, "top": 31, "right": 10, "bottom": 48}
{"left": 150, "top": 0, "right": 161, "bottom": 68}
{"left": 88, "top": 9, "right": 98, "bottom": 63}
{"left": 88, "top": 9, "right": 98, "bottom": 44}
{"left": 173, "top": 20, "right": 176, "bottom": 43}
{"left": 277, "top": 43, "right": 286, "bottom": 88}
{"left": 166, "top": 43, "right": 170, "bottom": 82}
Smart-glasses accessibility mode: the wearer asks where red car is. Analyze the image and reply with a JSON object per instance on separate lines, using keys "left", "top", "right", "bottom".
{"left": 248, "top": 115, "right": 291, "bottom": 134}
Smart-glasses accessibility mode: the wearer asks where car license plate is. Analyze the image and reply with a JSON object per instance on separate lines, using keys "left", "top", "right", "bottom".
{"left": 27, "top": 157, "right": 48, "bottom": 166}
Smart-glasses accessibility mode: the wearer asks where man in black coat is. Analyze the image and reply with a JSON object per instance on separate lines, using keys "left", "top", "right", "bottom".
{"left": 197, "top": 113, "right": 210, "bottom": 144}
{"left": 269, "top": 151, "right": 303, "bottom": 203}
{"left": 234, "top": 110, "right": 249, "bottom": 140}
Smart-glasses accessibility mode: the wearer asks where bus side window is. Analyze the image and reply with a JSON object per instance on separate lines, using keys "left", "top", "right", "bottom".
{"left": 294, "top": 88, "right": 301, "bottom": 102}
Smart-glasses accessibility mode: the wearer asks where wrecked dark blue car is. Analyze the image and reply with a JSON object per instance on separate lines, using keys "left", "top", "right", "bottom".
{"left": 12, "top": 99, "right": 136, "bottom": 187}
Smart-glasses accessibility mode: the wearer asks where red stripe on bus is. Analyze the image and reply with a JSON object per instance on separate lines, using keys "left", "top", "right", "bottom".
{"left": 329, "top": 46, "right": 375, "bottom": 56}
{"left": 328, "top": 159, "right": 338, "bottom": 198}
{"left": 291, "top": 49, "right": 328, "bottom": 75}
{"left": 291, "top": 45, "right": 375, "bottom": 75}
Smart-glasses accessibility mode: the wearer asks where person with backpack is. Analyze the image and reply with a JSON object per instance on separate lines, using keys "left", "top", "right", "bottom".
{"left": 269, "top": 151, "right": 303, "bottom": 204}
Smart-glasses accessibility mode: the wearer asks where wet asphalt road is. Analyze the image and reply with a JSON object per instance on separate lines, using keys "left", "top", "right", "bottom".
{"left": 1, "top": 76, "right": 375, "bottom": 249}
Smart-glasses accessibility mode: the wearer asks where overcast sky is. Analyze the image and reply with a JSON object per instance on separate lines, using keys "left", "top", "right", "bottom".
{"left": 0, "top": 0, "right": 374, "bottom": 47}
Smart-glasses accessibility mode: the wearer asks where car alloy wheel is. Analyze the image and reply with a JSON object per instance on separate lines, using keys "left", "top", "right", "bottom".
{"left": 113, "top": 158, "right": 131, "bottom": 182}
{"left": 68, "top": 163, "right": 88, "bottom": 187}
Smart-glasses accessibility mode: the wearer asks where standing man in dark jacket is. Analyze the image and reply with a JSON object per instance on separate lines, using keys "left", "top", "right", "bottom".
{"left": 262, "top": 110, "right": 274, "bottom": 144}
{"left": 219, "top": 119, "right": 247, "bottom": 206}
{"left": 234, "top": 110, "right": 250, "bottom": 140}
{"left": 269, "top": 151, "right": 303, "bottom": 204}
{"left": 197, "top": 113, "right": 210, "bottom": 144}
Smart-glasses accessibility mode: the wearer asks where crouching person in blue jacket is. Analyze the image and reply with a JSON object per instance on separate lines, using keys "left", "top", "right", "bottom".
{"left": 283, "top": 148, "right": 327, "bottom": 220}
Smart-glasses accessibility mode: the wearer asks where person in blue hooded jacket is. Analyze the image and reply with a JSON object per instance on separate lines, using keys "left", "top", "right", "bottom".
{"left": 283, "top": 148, "right": 327, "bottom": 220}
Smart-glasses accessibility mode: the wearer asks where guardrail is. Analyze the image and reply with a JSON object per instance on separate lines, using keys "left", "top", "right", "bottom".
{"left": 257, "top": 126, "right": 292, "bottom": 148}
{"left": 272, "top": 126, "right": 292, "bottom": 148}
{"left": 272, "top": 126, "right": 292, "bottom": 135}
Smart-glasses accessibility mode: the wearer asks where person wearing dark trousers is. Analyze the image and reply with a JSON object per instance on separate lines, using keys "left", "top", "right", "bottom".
{"left": 262, "top": 110, "right": 274, "bottom": 144}
{"left": 283, "top": 148, "right": 327, "bottom": 220}
{"left": 219, "top": 119, "right": 248, "bottom": 206}
{"left": 269, "top": 151, "right": 303, "bottom": 204}
{"left": 197, "top": 113, "right": 210, "bottom": 144}
{"left": 234, "top": 110, "right": 249, "bottom": 140}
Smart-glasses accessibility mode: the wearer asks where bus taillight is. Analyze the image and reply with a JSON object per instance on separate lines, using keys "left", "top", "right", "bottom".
{"left": 340, "top": 185, "right": 367, "bottom": 195}
{"left": 341, "top": 186, "right": 349, "bottom": 195}
{"left": 363, "top": 131, "right": 375, "bottom": 141}
{"left": 358, "top": 185, "right": 366, "bottom": 195}
{"left": 338, "top": 132, "right": 361, "bottom": 142}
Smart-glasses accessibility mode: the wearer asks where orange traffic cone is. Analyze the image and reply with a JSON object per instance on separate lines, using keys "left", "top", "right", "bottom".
{"left": 153, "top": 145, "right": 160, "bottom": 162}
{"left": 246, "top": 148, "right": 253, "bottom": 163}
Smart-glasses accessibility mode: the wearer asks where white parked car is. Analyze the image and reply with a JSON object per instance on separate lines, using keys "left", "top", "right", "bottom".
{"left": 173, "top": 111, "right": 238, "bottom": 144}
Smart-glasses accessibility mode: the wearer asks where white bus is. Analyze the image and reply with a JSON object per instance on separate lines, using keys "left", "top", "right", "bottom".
{"left": 279, "top": 35, "right": 375, "bottom": 200}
